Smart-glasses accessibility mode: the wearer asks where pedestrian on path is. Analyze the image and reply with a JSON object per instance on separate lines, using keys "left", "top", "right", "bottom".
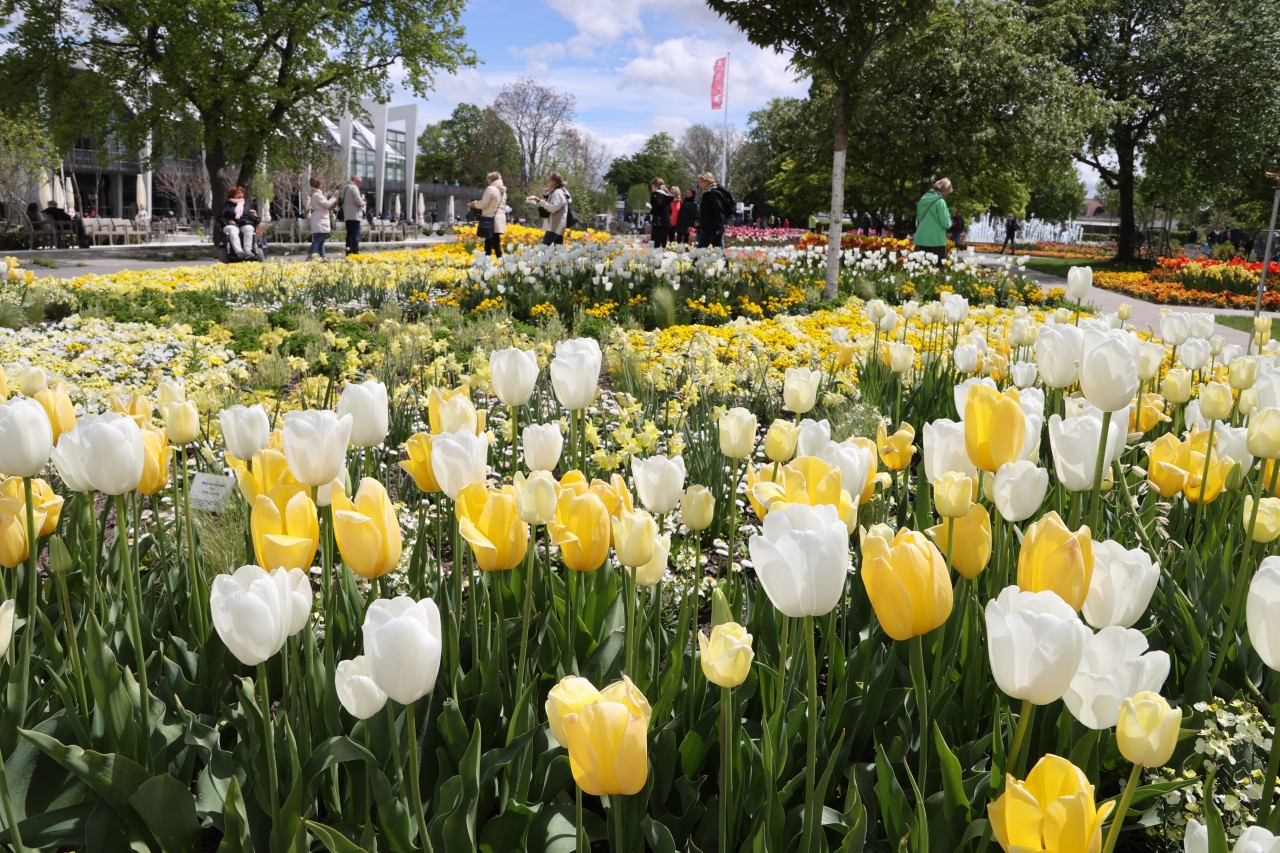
{"left": 913, "top": 178, "right": 952, "bottom": 265}
{"left": 999, "top": 214, "right": 1020, "bottom": 255}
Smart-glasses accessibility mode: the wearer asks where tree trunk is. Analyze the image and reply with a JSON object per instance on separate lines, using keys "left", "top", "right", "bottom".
{"left": 823, "top": 92, "right": 849, "bottom": 300}
{"left": 1115, "top": 128, "right": 1137, "bottom": 262}
{"left": 205, "top": 135, "right": 231, "bottom": 213}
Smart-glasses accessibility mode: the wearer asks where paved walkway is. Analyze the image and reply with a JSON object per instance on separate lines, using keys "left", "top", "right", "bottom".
{"left": 970, "top": 252, "right": 1258, "bottom": 349}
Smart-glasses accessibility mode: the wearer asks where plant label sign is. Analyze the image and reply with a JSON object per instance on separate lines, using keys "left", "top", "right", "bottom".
{"left": 189, "top": 473, "right": 236, "bottom": 512}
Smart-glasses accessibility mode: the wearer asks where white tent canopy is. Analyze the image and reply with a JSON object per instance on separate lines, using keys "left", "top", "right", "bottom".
{"left": 136, "top": 174, "right": 147, "bottom": 214}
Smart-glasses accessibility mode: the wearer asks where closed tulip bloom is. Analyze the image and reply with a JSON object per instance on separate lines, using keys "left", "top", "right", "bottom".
{"left": 0, "top": 497, "right": 43, "bottom": 568}
{"left": 933, "top": 470, "right": 973, "bottom": 519}
{"left": 52, "top": 412, "right": 145, "bottom": 495}
{"left": 834, "top": 340, "right": 856, "bottom": 368}
{"left": 632, "top": 454, "right": 686, "bottom": 515}
{"left": 549, "top": 490, "right": 611, "bottom": 572}
{"left": 680, "top": 485, "right": 715, "bottom": 531}
{"left": 986, "top": 586, "right": 1090, "bottom": 705}
{"left": 513, "top": 470, "right": 558, "bottom": 525}
{"left": 782, "top": 367, "right": 822, "bottom": 414}
{"left": 1, "top": 477, "right": 62, "bottom": 537}
{"left": 883, "top": 341, "right": 914, "bottom": 373}
{"left": 1245, "top": 496, "right": 1280, "bottom": 543}
{"left": 922, "top": 418, "right": 977, "bottom": 481}
{"left": 1017, "top": 511, "right": 1094, "bottom": 611}
{"left": 34, "top": 384, "right": 76, "bottom": 445}
{"left": 635, "top": 533, "right": 670, "bottom": 586}
{"left": 456, "top": 482, "right": 528, "bottom": 572}
{"left": 1180, "top": 337, "right": 1212, "bottom": 371}
{"left": 162, "top": 400, "right": 200, "bottom": 446}
{"left": 337, "top": 380, "right": 390, "bottom": 447}
{"left": 335, "top": 656, "right": 388, "bottom": 720}
{"left": 988, "top": 754, "right": 1114, "bottom": 853}
{"left": 1035, "top": 324, "right": 1083, "bottom": 389}
{"left": 1162, "top": 367, "right": 1193, "bottom": 404}
{"left": 362, "top": 596, "right": 443, "bottom": 705}
{"left": 1117, "top": 691, "right": 1180, "bottom": 767}
{"left": 1067, "top": 265, "right": 1093, "bottom": 299}
{"left": 863, "top": 527, "right": 953, "bottom": 638}
{"left": 522, "top": 422, "right": 564, "bottom": 472}
{"left": 562, "top": 699, "right": 649, "bottom": 796}
{"left": 1137, "top": 341, "right": 1166, "bottom": 381}
{"left": 282, "top": 410, "right": 352, "bottom": 488}
{"left": 795, "top": 419, "right": 832, "bottom": 459}
{"left": 1200, "top": 382, "right": 1235, "bottom": 421}
{"left": 546, "top": 675, "right": 606, "bottom": 747}
{"left": 1231, "top": 356, "right": 1258, "bottom": 390}
{"left": 220, "top": 404, "right": 271, "bottom": 461}
{"left": 876, "top": 421, "right": 915, "bottom": 471}
{"left": 136, "top": 424, "right": 173, "bottom": 496}
{"left": 927, "top": 504, "right": 991, "bottom": 580}
{"left": 273, "top": 566, "right": 313, "bottom": 636}
{"left": 251, "top": 486, "right": 320, "bottom": 573}
{"left": 1249, "top": 408, "right": 1280, "bottom": 459}
{"left": 610, "top": 507, "right": 656, "bottom": 568}
{"left": 1048, "top": 413, "right": 1124, "bottom": 493}
{"left": 210, "top": 565, "right": 292, "bottom": 666}
{"left": 992, "top": 460, "right": 1049, "bottom": 523}
{"left": 1063, "top": 626, "right": 1170, "bottom": 729}
{"left": 0, "top": 600, "right": 12, "bottom": 658}
{"left": 1248, "top": 559, "right": 1280, "bottom": 670}
{"left": 398, "top": 433, "right": 441, "bottom": 494}
{"left": 550, "top": 338, "right": 602, "bottom": 411}
{"left": 820, "top": 439, "right": 874, "bottom": 504}
{"left": 426, "top": 386, "right": 474, "bottom": 435}
{"left": 953, "top": 343, "right": 981, "bottom": 374}
{"left": 1214, "top": 423, "right": 1253, "bottom": 469}
{"left": 1010, "top": 361, "right": 1038, "bottom": 389}
{"left": 1079, "top": 329, "right": 1139, "bottom": 413}
{"left": 1082, "top": 540, "right": 1160, "bottom": 629}
{"left": 718, "top": 406, "right": 757, "bottom": 459}
{"left": 333, "top": 478, "right": 402, "bottom": 578}
{"left": 1146, "top": 434, "right": 1188, "bottom": 498}
{"left": 953, "top": 377, "right": 997, "bottom": 421}
{"left": 764, "top": 419, "right": 800, "bottom": 463}
{"left": 941, "top": 292, "right": 969, "bottom": 323}
{"left": 965, "top": 386, "right": 1026, "bottom": 473}
{"left": 16, "top": 366, "right": 44, "bottom": 397}
{"left": 749, "top": 503, "right": 850, "bottom": 618}
{"left": 489, "top": 347, "right": 540, "bottom": 406}
{"left": 0, "top": 397, "right": 52, "bottom": 478}
{"left": 1160, "top": 311, "right": 1191, "bottom": 345}
{"left": 699, "top": 621, "right": 754, "bottom": 688}
{"left": 431, "top": 430, "right": 489, "bottom": 500}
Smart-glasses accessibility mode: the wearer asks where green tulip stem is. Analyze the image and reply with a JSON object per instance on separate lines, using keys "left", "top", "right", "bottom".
{"left": 1193, "top": 419, "right": 1219, "bottom": 540}
{"left": 1210, "top": 464, "right": 1273, "bottom": 690}
{"left": 115, "top": 494, "right": 152, "bottom": 765}
{"left": 1258, "top": 678, "right": 1280, "bottom": 825}
{"left": 624, "top": 564, "right": 638, "bottom": 679}
{"left": 509, "top": 404, "right": 519, "bottom": 478}
{"left": 575, "top": 786, "right": 585, "bottom": 852}
{"left": 55, "top": 569, "right": 90, "bottom": 723}
{"left": 21, "top": 478, "right": 36, "bottom": 622}
{"left": 720, "top": 684, "right": 732, "bottom": 853}
{"left": 514, "top": 526, "right": 538, "bottom": 730}
{"left": 1101, "top": 762, "right": 1143, "bottom": 853}
{"left": 802, "top": 614, "right": 819, "bottom": 853}
{"left": 911, "top": 634, "right": 930, "bottom": 786}
{"left": 180, "top": 448, "right": 205, "bottom": 642}
{"left": 564, "top": 569, "right": 576, "bottom": 670}
{"left": 611, "top": 793, "right": 626, "bottom": 853}
{"left": 726, "top": 457, "right": 743, "bottom": 609}
{"left": 776, "top": 614, "right": 791, "bottom": 728}
{"left": 1089, "top": 409, "right": 1115, "bottom": 537}
{"left": 405, "top": 700, "right": 432, "bottom": 852}
{"left": 1006, "top": 698, "right": 1035, "bottom": 782}
{"left": 0, "top": 728, "right": 27, "bottom": 853}
{"left": 256, "top": 663, "right": 281, "bottom": 832}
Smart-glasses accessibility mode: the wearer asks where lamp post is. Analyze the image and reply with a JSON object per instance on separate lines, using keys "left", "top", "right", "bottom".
{"left": 1250, "top": 172, "right": 1280, "bottom": 352}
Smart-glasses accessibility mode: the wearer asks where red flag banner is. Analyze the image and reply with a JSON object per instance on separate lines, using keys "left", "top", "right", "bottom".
{"left": 711, "top": 57, "right": 726, "bottom": 109}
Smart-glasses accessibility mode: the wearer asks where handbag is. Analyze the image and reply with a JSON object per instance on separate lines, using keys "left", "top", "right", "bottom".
{"left": 477, "top": 216, "right": 495, "bottom": 238}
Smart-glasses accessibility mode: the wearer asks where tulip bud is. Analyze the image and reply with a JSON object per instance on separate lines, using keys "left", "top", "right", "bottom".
{"left": 1181, "top": 337, "right": 1211, "bottom": 371}
{"left": 335, "top": 656, "right": 389, "bottom": 720}
{"left": 19, "top": 367, "right": 47, "bottom": 397}
{"left": 782, "top": 367, "right": 822, "bottom": 415}
{"left": 550, "top": 339, "right": 602, "bottom": 411}
{"left": 680, "top": 485, "right": 715, "bottom": 531}
{"left": 631, "top": 454, "right": 686, "bottom": 515}
{"left": 699, "top": 622, "right": 754, "bottom": 688}
{"left": 163, "top": 400, "right": 201, "bottom": 446}
{"left": 282, "top": 410, "right": 353, "bottom": 488}
{"left": 1137, "top": 342, "right": 1165, "bottom": 381}
{"left": 718, "top": 407, "right": 757, "bottom": 459}
{"left": 1067, "top": 265, "right": 1092, "bottom": 300}
{"left": 362, "top": 596, "right": 443, "bottom": 705}
{"left": 1162, "top": 368, "right": 1192, "bottom": 404}
{"left": 1245, "top": 496, "right": 1280, "bottom": 543}
{"left": 1230, "top": 356, "right": 1258, "bottom": 390}
{"left": 51, "top": 412, "right": 145, "bottom": 495}
{"left": 612, "top": 508, "right": 657, "bottom": 568}
{"left": 0, "top": 397, "right": 53, "bottom": 478}
{"left": 883, "top": 342, "right": 914, "bottom": 374}
{"left": 338, "top": 380, "right": 390, "bottom": 447}
{"left": 522, "top": 422, "right": 563, "bottom": 472}
{"left": 1117, "top": 303, "right": 1132, "bottom": 321}
{"left": 795, "top": 419, "right": 832, "bottom": 459}
{"left": 334, "top": 478, "right": 404, "bottom": 577}
{"left": 992, "top": 460, "right": 1049, "bottom": 523}
{"left": 635, "top": 533, "right": 670, "bottom": 586}
{"left": 431, "top": 430, "right": 489, "bottom": 500}
{"left": 514, "top": 471, "right": 558, "bottom": 526}
{"left": 1199, "top": 382, "right": 1234, "bottom": 421}
{"left": 220, "top": 404, "right": 271, "bottom": 461}
{"left": 489, "top": 348, "right": 540, "bottom": 407}
{"left": 1017, "top": 511, "right": 1093, "bottom": 610}
{"left": 1082, "top": 540, "right": 1159, "bottom": 629}
{"left": 1249, "top": 408, "right": 1280, "bottom": 459}
{"left": 986, "top": 586, "right": 1090, "bottom": 704}
{"left": 932, "top": 471, "right": 973, "bottom": 518}
{"left": 965, "top": 386, "right": 1025, "bottom": 473}
{"left": 926, "top": 504, "right": 991, "bottom": 580}
{"left": 1117, "top": 691, "right": 1180, "bottom": 767}
{"left": 862, "top": 527, "right": 952, "bottom": 638}
{"left": 988, "top": 755, "right": 1113, "bottom": 851}
{"left": 1249, "top": 558, "right": 1280, "bottom": 670}
{"left": 455, "top": 482, "right": 527, "bottom": 572}
{"left": 35, "top": 384, "right": 76, "bottom": 444}
{"left": 1080, "top": 329, "right": 1139, "bottom": 413}
{"left": 749, "top": 503, "right": 849, "bottom": 618}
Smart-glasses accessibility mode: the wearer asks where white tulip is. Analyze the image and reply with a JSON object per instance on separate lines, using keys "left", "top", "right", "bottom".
{"left": 1010, "top": 362, "right": 1038, "bottom": 389}
{"left": 795, "top": 419, "right": 832, "bottom": 459}
{"left": 220, "top": 404, "right": 271, "bottom": 461}
{"left": 0, "top": 600, "right": 14, "bottom": 658}
{"left": 363, "top": 596, "right": 443, "bottom": 705}
{"left": 337, "top": 380, "right": 389, "bottom": 448}
{"left": 1137, "top": 342, "right": 1166, "bottom": 381}
{"left": 0, "top": 397, "right": 52, "bottom": 477}
{"left": 522, "top": 423, "right": 563, "bottom": 472}
{"left": 1082, "top": 540, "right": 1160, "bottom": 629}
{"left": 986, "top": 586, "right": 1090, "bottom": 705}
{"left": 335, "top": 656, "right": 389, "bottom": 719}
{"left": 210, "top": 565, "right": 292, "bottom": 666}
{"left": 51, "top": 413, "right": 145, "bottom": 495}
{"left": 282, "top": 410, "right": 353, "bottom": 487}
{"left": 1048, "top": 413, "right": 1125, "bottom": 492}
{"left": 1035, "top": 324, "right": 1083, "bottom": 389}
{"left": 431, "top": 430, "right": 489, "bottom": 500}
{"left": 748, "top": 503, "right": 850, "bottom": 618}
{"left": 490, "top": 348, "right": 540, "bottom": 407}
{"left": 273, "top": 567, "right": 314, "bottom": 636}
{"left": 550, "top": 338, "right": 602, "bottom": 411}
{"left": 1190, "top": 312, "right": 1215, "bottom": 340}
{"left": 783, "top": 368, "right": 822, "bottom": 414}
{"left": 953, "top": 344, "right": 980, "bottom": 374}
{"left": 1248, "top": 557, "right": 1280, "bottom": 670}
{"left": 1180, "top": 338, "right": 1211, "bottom": 372}
{"left": 1063, "top": 626, "right": 1170, "bottom": 730}
{"left": 820, "top": 440, "right": 873, "bottom": 504}
{"left": 922, "top": 418, "right": 977, "bottom": 481}
{"left": 992, "top": 460, "right": 1049, "bottom": 522}
{"left": 1067, "top": 265, "right": 1093, "bottom": 300}
{"left": 635, "top": 533, "right": 670, "bottom": 587}
{"left": 1079, "top": 329, "right": 1139, "bottom": 413}
{"left": 1160, "top": 312, "right": 1191, "bottom": 346}
{"left": 632, "top": 454, "right": 687, "bottom": 515}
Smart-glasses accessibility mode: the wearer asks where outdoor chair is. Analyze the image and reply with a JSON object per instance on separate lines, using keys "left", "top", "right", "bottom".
{"left": 21, "top": 213, "right": 56, "bottom": 250}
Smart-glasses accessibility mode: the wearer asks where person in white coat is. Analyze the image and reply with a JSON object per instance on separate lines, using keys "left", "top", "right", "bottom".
{"left": 469, "top": 171, "right": 508, "bottom": 257}
{"left": 527, "top": 172, "right": 569, "bottom": 246}
{"left": 341, "top": 176, "right": 366, "bottom": 256}
{"left": 307, "top": 176, "right": 340, "bottom": 261}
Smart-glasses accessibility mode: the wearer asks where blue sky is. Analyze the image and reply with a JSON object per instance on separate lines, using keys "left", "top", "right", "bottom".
{"left": 392, "top": 0, "right": 812, "bottom": 157}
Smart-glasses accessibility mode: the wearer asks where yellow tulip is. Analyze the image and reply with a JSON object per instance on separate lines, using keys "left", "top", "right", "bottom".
{"left": 456, "top": 482, "right": 528, "bottom": 572}
{"left": 850, "top": 436, "right": 892, "bottom": 504}
{"left": 1199, "top": 382, "right": 1235, "bottom": 421}
{"left": 1117, "top": 691, "right": 1180, "bottom": 767}
{"left": 1, "top": 477, "right": 62, "bottom": 537}
{"left": 163, "top": 400, "right": 201, "bottom": 446}
{"left": 549, "top": 490, "right": 611, "bottom": 572}
{"left": 764, "top": 420, "right": 799, "bottom": 463}
{"left": 332, "top": 478, "right": 402, "bottom": 578}
{"left": 965, "top": 386, "right": 1026, "bottom": 473}
{"left": 0, "top": 496, "right": 44, "bottom": 569}
{"left": 680, "top": 485, "right": 715, "bottom": 531}
{"left": 546, "top": 675, "right": 650, "bottom": 748}
{"left": 750, "top": 456, "right": 857, "bottom": 532}
{"left": 927, "top": 503, "right": 992, "bottom": 580}
{"left": 1245, "top": 496, "right": 1280, "bottom": 543}
{"left": 513, "top": 470, "right": 558, "bottom": 526}
{"left": 876, "top": 421, "right": 916, "bottom": 471}
{"left": 0, "top": 365, "right": 7, "bottom": 399}
{"left": 932, "top": 471, "right": 973, "bottom": 519}
{"left": 698, "top": 622, "right": 754, "bottom": 688}
{"left": 563, "top": 700, "right": 649, "bottom": 796}
{"left": 861, "top": 527, "right": 953, "bottom": 640}
{"left": 834, "top": 340, "right": 856, "bottom": 368}
{"left": 427, "top": 386, "right": 474, "bottom": 435}
{"left": 1129, "top": 393, "right": 1170, "bottom": 434}
{"left": 611, "top": 508, "right": 656, "bottom": 568}
{"left": 34, "top": 384, "right": 76, "bottom": 444}
{"left": 110, "top": 391, "right": 153, "bottom": 425}
{"left": 1249, "top": 408, "right": 1280, "bottom": 460}
{"left": 1016, "top": 511, "right": 1093, "bottom": 610}
{"left": 1179, "top": 438, "right": 1230, "bottom": 505}
{"left": 1162, "top": 368, "right": 1192, "bottom": 404}
{"left": 1146, "top": 434, "right": 1187, "bottom": 498}
{"left": 137, "top": 424, "right": 173, "bottom": 496}
{"left": 399, "top": 433, "right": 441, "bottom": 494}
{"left": 231, "top": 448, "right": 292, "bottom": 504}
{"left": 988, "top": 754, "right": 1113, "bottom": 853}
{"left": 251, "top": 485, "right": 320, "bottom": 573}
{"left": 590, "top": 473, "right": 634, "bottom": 522}
{"left": 599, "top": 675, "right": 653, "bottom": 724}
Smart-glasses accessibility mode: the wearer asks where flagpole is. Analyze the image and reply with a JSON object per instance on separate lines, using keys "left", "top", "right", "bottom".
{"left": 721, "top": 52, "right": 730, "bottom": 186}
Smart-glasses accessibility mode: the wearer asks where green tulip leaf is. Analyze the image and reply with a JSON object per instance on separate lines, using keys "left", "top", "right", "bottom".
{"left": 217, "top": 776, "right": 253, "bottom": 853}
{"left": 127, "top": 774, "right": 201, "bottom": 852}
{"left": 307, "top": 819, "right": 367, "bottom": 853}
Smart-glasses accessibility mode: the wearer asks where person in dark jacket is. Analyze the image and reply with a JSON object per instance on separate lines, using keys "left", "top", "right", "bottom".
{"left": 217, "top": 186, "right": 260, "bottom": 260}
{"left": 649, "top": 178, "right": 674, "bottom": 248}
{"left": 674, "top": 187, "right": 697, "bottom": 244}
{"left": 949, "top": 213, "right": 966, "bottom": 250}
{"left": 696, "top": 172, "right": 732, "bottom": 249}
{"left": 998, "top": 213, "right": 1019, "bottom": 255}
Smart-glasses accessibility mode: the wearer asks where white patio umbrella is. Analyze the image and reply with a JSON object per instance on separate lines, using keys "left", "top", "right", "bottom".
{"left": 52, "top": 177, "right": 64, "bottom": 209}
{"left": 64, "top": 176, "right": 75, "bottom": 215}
{"left": 37, "top": 172, "right": 52, "bottom": 208}
{"left": 445, "top": 195, "right": 456, "bottom": 223}
{"left": 416, "top": 193, "right": 425, "bottom": 221}
{"left": 135, "top": 174, "right": 147, "bottom": 214}
{"left": 393, "top": 194, "right": 401, "bottom": 218}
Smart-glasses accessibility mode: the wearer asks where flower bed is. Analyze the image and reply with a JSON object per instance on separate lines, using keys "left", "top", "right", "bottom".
{"left": 966, "top": 240, "right": 1116, "bottom": 259}
{"left": 1095, "top": 264, "right": 1279, "bottom": 309}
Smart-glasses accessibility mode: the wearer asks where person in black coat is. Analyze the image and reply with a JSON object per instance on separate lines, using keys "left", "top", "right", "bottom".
{"left": 649, "top": 178, "right": 674, "bottom": 248}
{"left": 949, "top": 213, "right": 966, "bottom": 250}
{"left": 674, "top": 187, "right": 697, "bottom": 244}
{"left": 695, "top": 172, "right": 733, "bottom": 249}
{"left": 999, "top": 214, "right": 1019, "bottom": 255}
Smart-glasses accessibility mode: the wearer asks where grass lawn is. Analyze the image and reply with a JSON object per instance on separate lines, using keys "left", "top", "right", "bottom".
{"left": 1023, "top": 256, "right": 1152, "bottom": 278}
{"left": 1216, "top": 313, "right": 1277, "bottom": 341}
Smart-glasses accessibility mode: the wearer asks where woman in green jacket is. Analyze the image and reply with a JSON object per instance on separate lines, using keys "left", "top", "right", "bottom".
{"left": 913, "top": 178, "right": 953, "bottom": 265}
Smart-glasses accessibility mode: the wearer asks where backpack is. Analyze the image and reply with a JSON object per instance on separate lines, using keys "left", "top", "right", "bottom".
{"left": 564, "top": 190, "right": 578, "bottom": 230}
{"left": 717, "top": 186, "right": 735, "bottom": 221}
